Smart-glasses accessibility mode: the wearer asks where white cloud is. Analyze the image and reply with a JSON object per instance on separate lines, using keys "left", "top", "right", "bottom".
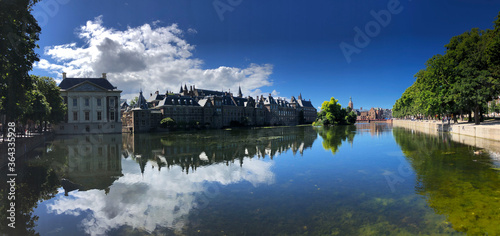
{"left": 35, "top": 16, "right": 274, "bottom": 100}
{"left": 47, "top": 157, "right": 275, "bottom": 235}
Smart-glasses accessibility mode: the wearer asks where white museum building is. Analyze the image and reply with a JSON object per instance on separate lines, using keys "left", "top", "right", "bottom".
{"left": 55, "top": 73, "right": 122, "bottom": 134}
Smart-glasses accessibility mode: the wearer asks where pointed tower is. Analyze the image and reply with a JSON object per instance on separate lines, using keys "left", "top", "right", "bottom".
{"left": 238, "top": 85, "right": 242, "bottom": 98}
{"left": 298, "top": 93, "right": 302, "bottom": 100}
{"left": 348, "top": 97, "right": 353, "bottom": 110}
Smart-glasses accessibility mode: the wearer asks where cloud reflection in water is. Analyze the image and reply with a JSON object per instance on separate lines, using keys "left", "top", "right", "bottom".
{"left": 47, "top": 156, "right": 275, "bottom": 235}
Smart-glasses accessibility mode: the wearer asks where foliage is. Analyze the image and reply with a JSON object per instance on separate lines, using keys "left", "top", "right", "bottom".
{"left": 130, "top": 96, "right": 139, "bottom": 107}
{"left": 160, "top": 117, "right": 176, "bottom": 128}
{"left": 0, "top": 0, "right": 41, "bottom": 123}
{"left": 393, "top": 127, "right": 500, "bottom": 234}
{"left": 488, "top": 100, "right": 500, "bottom": 116}
{"left": 315, "top": 97, "right": 357, "bottom": 126}
{"left": 393, "top": 11, "right": 500, "bottom": 124}
{"left": 23, "top": 75, "right": 67, "bottom": 125}
{"left": 316, "top": 125, "right": 356, "bottom": 154}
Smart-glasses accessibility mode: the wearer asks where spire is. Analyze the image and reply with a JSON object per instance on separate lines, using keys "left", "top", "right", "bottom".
{"left": 238, "top": 85, "right": 242, "bottom": 98}
{"left": 348, "top": 96, "right": 354, "bottom": 109}
{"left": 298, "top": 93, "right": 302, "bottom": 100}
{"left": 179, "top": 85, "right": 183, "bottom": 93}
{"left": 184, "top": 84, "right": 188, "bottom": 92}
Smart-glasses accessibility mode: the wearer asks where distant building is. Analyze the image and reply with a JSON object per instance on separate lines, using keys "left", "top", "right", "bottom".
{"left": 350, "top": 97, "right": 392, "bottom": 121}
{"left": 122, "top": 85, "right": 317, "bottom": 132}
{"left": 355, "top": 107, "right": 392, "bottom": 120}
{"left": 348, "top": 97, "right": 353, "bottom": 110}
{"left": 56, "top": 73, "right": 122, "bottom": 134}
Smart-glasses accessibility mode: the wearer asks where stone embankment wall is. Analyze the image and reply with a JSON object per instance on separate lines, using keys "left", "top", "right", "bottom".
{"left": 392, "top": 119, "right": 449, "bottom": 135}
{"left": 449, "top": 124, "right": 500, "bottom": 141}
{"left": 393, "top": 119, "right": 500, "bottom": 153}
{"left": 0, "top": 133, "right": 54, "bottom": 168}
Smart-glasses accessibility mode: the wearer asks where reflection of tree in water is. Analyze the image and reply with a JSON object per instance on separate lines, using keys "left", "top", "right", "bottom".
{"left": 0, "top": 143, "right": 65, "bottom": 236}
{"left": 123, "top": 126, "right": 318, "bottom": 174}
{"left": 0, "top": 134, "right": 123, "bottom": 235}
{"left": 316, "top": 125, "right": 356, "bottom": 154}
{"left": 393, "top": 127, "right": 500, "bottom": 235}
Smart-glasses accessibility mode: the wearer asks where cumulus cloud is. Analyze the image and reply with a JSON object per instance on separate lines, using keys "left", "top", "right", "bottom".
{"left": 35, "top": 16, "right": 274, "bottom": 100}
{"left": 47, "top": 157, "right": 275, "bottom": 235}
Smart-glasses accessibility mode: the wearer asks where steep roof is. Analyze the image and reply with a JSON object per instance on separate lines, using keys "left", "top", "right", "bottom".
{"left": 158, "top": 95, "right": 200, "bottom": 107}
{"left": 297, "top": 99, "right": 314, "bottom": 108}
{"left": 147, "top": 93, "right": 166, "bottom": 103}
{"left": 195, "top": 89, "right": 226, "bottom": 97}
{"left": 59, "top": 78, "right": 116, "bottom": 90}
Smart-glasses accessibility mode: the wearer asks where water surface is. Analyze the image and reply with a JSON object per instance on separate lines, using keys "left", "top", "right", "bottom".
{"left": 1, "top": 124, "right": 500, "bottom": 235}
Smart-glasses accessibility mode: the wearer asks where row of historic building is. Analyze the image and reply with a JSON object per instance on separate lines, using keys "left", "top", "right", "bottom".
{"left": 123, "top": 84, "right": 317, "bottom": 132}
{"left": 54, "top": 74, "right": 317, "bottom": 134}
{"left": 347, "top": 97, "right": 392, "bottom": 120}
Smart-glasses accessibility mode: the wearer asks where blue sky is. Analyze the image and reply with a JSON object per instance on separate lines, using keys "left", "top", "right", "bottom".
{"left": 31, "top": 0, "right": 500, "bottom": 109}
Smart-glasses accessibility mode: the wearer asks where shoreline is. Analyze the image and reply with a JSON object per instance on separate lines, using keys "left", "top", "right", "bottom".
{"left": 393, "top": 119, "right": 500, "bottom": 153}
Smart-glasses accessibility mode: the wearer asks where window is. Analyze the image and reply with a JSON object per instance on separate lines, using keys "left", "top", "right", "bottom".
{"left": 110, "top": 98, "right": 115, "bottom": 107}
{"left": 97, "top": 111, "right": 102, "bottom": 121}
{"left": 73, "top": 112, "right": 78, "bottom": 121}
{"left": 85, "top": 98, "right": 89, "bottom": 106}
{"left": 73, "top": 98, "right": 77, "bottom": 107}
{"left": 74, "top": 125, "right": 78, "bottom": 130}
{"left": 97, "top": 98, "right": 101, "bottom": 106}
{"left": 110, "top": 112, "right": 115, "bottom": 121}
{"left": 85, "top": 112, "right": 90, "bottom": 121}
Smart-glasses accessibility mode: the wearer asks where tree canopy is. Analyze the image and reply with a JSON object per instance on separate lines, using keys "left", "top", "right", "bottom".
{"left": 315, "top": 97, "right": 357, "bottom": 126}
{"left": 393, "top": 12, "right": 500, "bottom": 124}
{"left": 0, "top": 0, "right": 41, "bottom": 123}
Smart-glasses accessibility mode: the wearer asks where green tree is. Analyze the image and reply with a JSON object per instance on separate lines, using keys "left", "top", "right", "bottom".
{"left": 0, "top": 0, "right": 41, "bottom": 126}
{"left": 32, "top": 75, "right": 66, "bottom": 126}
{"left": 393, "top": 11, "right": 500, "bottom": 123}
{"left": 316, "top": 97, "right": 356, "bottom": 125}
{"left": 130, "top": 96, "right": 139, "bottom": 107}
{"left": 160, "top": 117, "right": 176, "bottom": 128}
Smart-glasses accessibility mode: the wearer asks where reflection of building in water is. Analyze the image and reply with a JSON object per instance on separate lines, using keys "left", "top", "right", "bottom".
{"left": 355, "top": 123, "right": 392, "bottom": 137}
{"left": 55, "top": 134, "right": 123, "bottom": 192}
{"left": 122, "top": 127, "right": 318, "bottom": 174}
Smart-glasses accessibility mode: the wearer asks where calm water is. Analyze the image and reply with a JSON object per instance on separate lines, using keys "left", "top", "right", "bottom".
{"left": 2, "top": 124, "right": 500, "bottom": 235}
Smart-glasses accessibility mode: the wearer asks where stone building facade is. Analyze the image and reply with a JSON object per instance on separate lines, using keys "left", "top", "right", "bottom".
{"left": 56, "top": 73, "right": 122, "bottom": 134}
{"left": 122, "top": 85, "right": 317, "bottom": 132}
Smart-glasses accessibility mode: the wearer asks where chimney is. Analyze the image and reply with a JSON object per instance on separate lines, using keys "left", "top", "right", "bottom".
{"left": 155, "top": 91, "right": 159, "bottom": 95}
{"left": 62, "top": 72, "right": 66, "bottom": 79}
{"left": 102, "top": 73, "right": 107, "bottom": 79}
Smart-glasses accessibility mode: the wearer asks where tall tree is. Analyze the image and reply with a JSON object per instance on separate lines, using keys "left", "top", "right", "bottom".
{"left": 0, "top": 0, "right": 41, "bottom": 126}
{"left": 27, "top": 75, "right": 67, "bottom": 129}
